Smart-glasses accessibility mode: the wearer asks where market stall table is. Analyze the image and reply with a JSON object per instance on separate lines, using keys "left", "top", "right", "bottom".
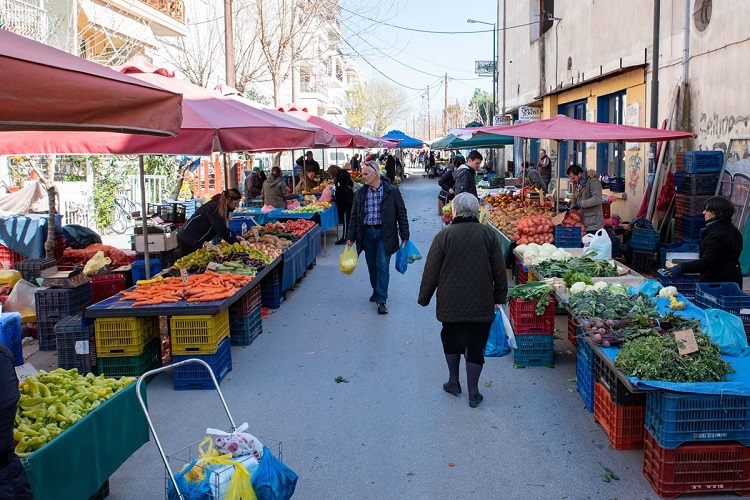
{"left": 232, "top": 205, "right": 339, "bottom": 251}
{"left": 85, "top": 256, "right": 281, "bottom": 318}
{"left": 22, "top": 383, "right": 148, "bottom": 500}
{"left": 487, "top": 222, "right": 515, "bottom": 267}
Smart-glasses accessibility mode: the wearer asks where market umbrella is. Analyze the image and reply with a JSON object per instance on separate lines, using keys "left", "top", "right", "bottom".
{"left": 379, "top": 130, "right": 423, "bottom": 149}
{"left": 277, "top": 105, "right": 372, "bottom": 148}
{"left": 431, "top": 132, "right": 513, "bottom": 150}
{"left": 0, "top": 29, "right": 182, "bottom": 136}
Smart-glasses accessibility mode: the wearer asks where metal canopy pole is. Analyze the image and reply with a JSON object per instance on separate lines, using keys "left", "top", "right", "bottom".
{"left": 139, "top": 155, "right": 151, "bottom": 279}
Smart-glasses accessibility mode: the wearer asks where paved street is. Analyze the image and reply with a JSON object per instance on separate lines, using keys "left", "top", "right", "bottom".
{"left": 109, "top": 177, "right": 689, "bottom": 500}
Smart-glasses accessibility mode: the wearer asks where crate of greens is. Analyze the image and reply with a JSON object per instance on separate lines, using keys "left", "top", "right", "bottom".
{"left": 507, "top": 282, "right": 555, "bottom": 334}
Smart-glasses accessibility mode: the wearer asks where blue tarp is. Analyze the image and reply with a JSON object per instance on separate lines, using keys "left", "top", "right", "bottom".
{"left": 0, "top": 214, "right": 63, "bottom": 259}
{"left": 380, "top": 130, "right": 424, "bottom": 149}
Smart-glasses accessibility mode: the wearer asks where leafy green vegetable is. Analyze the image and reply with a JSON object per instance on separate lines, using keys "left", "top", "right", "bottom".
{"left": 563, "top": 270, "right": 593, "bottom": 289}
{"left": 508, "top": 282, "right": 553, "bottom": 315}
{"left": 535, "top": 257, "right": 620, "bottom": 279}
{"left": 614, "top": 333, "right": 734, "bottom": 382}
{"left": 567, "top": 289, "right": 657, "bottom": 320}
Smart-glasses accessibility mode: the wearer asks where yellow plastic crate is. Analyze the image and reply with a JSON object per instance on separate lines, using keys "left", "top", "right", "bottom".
{"left": 170, "top": 310, "right": 230, "bottom": 355}
{"left": 95, "top": 316, "right": 159, "bottom": 357}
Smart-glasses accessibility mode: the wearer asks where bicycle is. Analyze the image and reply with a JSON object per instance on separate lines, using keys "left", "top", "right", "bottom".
{"left": 110, "top": 192, "right": 141, "bottom": 235}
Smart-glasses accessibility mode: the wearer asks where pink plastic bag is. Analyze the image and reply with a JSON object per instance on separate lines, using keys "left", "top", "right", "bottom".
{"left": 285, "top": 200, "right": 300, "bottom": 210}
{"left": 261, "top": 204, "right": 276, "bottom": 213}
{"left": 319, "top": 186, "right": 333, "bottom": 203}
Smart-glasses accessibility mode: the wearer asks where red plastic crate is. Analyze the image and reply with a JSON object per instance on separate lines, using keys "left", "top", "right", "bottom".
{"left": 0, "top": 244, "right": 25, "bottom": 266}
{"left": 594, "top": 382, "right": 645, "bottom": 450}
{"left": 90, "top": 273, "right": 126, "bottom": 304}
{"left": 516, "top": 260, "right": 528, "bottom": 285}
{"left": 509, "top": 296, "right": 555, "bottom": 334}
{"left": 567, "top": 313, "right": 578, "bottom": 349}
{"left": 228, "top": 282, "right": 262, "bottom": 317}
{"left": 643, "top": 429, "right": 750, "bottom": 499}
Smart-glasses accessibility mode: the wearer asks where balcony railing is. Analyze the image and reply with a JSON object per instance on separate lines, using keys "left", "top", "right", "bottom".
{"left": 1, "top": 0, "right": 48, "bottom": 42}
{"left": 140, "top": 0, "right": 184, "bottom": 24}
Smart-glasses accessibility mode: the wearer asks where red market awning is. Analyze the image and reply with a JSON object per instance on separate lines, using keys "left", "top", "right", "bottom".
{"left": 0, "top": 57, "right": 333, "bottom": 155}
{"left": 0, "top": 30, "right": 182, "bottom": 136}
{"left": 278, "top": 105, "right": 372, "bottom": 148}
{"left": 451, "top": 114, "right": 697, "bottom": 142}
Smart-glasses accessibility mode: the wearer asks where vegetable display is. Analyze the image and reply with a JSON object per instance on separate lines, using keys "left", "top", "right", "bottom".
{"left": 566, "top": 286, "right": 656, "bottom": 320}
{"left": 515, "top": 243, "right": 572, "bottom": 267}
{"left": 119, "top": 270, "right": 254, "bottom": 305}
{"left": 534, "top": 257, "right": 620, "bottom": 279}
{"left": 14, "top": 369, "right": 134, "bottom": 457}
{"left": 508, "top": 281, "right": 553, "bottom": 316}
{"left": 563, "top": 270, "right": 593, "bottom": 289}
{"left": 513, "top": 215, "right": 555, "bottom": 245}
{"left": 614, "top": 332, "right": 734, "bottom": 382}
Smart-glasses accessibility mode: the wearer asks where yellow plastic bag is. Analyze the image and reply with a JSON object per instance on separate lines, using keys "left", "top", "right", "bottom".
{"left": 225, "top": 459, "right": 258, "bottom": 500}
{"left": 83, "top": 250, "right": 111, "bottom": 276}
{"left": 339, "top": 246, "right": 358, "bottom": 275}
{"left": 187, "top": 437, "right": 258, "bottom": 500}
{"left": 0, "top": 269, "right": 22, "bottom": 288}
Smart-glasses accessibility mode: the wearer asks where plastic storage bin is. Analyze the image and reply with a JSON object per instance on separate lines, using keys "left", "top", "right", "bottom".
{"left": 136, "top": 249, "right": 178, "bottom": 269}
{"left": 576, "top": 338, "right": 595, "bottom": 413}
{"left": 695, "top": 282, "right": 750, "bottom": 324}
{"left": 90, "top": 273, "right": 126, "bottom": 304}
{"left": 630, "top": 228, "right": 660, "bottom": 251}
{"left": 682, "top": 150, "right": 724, "bottom": 173}
{"left": 0, "top": 244, "right": 26, "bottom": 267}
{"left": 553, "top": 226, "right": 582, "bottom": 248}
{"left": 643, "top": 429, "right": 750, "bottom": 499}
{"left": 608, "top": 177, "right": 625, "bottom": 193}
{"left": 594, "top": 352, "right": 646, "bottom": 406}
{"left": 229, "top": 305, "right": 262, "bottom": 346}
{"left": 173, "top": 337, "right": 232, "bottom": 390}
{"left": 170, "top": 310, "right": 230, "bottom": 355}
{"left": 631, "top": 250, "right": 658, "bottom": 273}
{"left": 509, "top": 296, "right": 555, "bottom": 334}
{"left": 55, "top": 314, "right": 96, "bottom": 374}
{"left": 97, "top": 337, "right": 161, "bottom": 377}
{"left": 261, "top": 266, "right": 284, "bottom": 309}
{"left": 95, "top": 316, "right": 159, "bottom": 357}
{"left": 674, "top": 214, "right": 706, "bottom": 241}
{"left": 645, "top": 390, "right": 750, "bottom": 448}
{"left": 229, "top": 283, "right": 262, "bottom": 317}
{"left": 674, "top": 172, "right": 720, "bottom": 195}
{"left": 13, "top": 258, "right": 57, "bottom": 284}
{"left": 35, "top": 282, "right": 93, "bottom": 323}
{"left": 674, "top": 194, "right": 711, "bottom": 216}
{"left": 512, "top": 333, "right": 554, "bottom": 367}
{"left": 594, "top": 382, "right": 645, "bottom": 450}
{"left": 0, "top": 312, "right": 22, "bottom": 366}
{"left": 131, "top": 259, "right": 162, "bottom": 282}
{"left": 567, "top": 314, "right": 581, "bottom": 349}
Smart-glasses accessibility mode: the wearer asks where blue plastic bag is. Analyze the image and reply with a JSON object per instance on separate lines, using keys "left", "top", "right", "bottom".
{"left": 167, "top": 459, "right": 212, "bottom": 500}
{"left": 484, "top": 308, "right": 511, "bottom": 357}
{"left": 251, "top": 445, "right": 298, "bottom": 500}
{"left": 395, "top": 241, "right": 422, "bottom": 275}
{"left": 628, "top": 279, "right": 663, "bottom": 297}
{"left": 703, "top": 308, "right": 750, "bottom": 357}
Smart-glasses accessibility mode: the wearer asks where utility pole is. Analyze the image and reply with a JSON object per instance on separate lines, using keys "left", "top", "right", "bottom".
{"left": 224, "top": 0, "right": 236, "bottom": 87}
{"left": 426, "top": 86, "right": 431, "bottom": 141}
{"left": 443, "top": 73, "right": 448, "bottom": 136}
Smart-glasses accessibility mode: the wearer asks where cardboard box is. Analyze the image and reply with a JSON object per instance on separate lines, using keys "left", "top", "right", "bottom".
{"left": 132, "top": 232, "right": 178, "bottom": 252}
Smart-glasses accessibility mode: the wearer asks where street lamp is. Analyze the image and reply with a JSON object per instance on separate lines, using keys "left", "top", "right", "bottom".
{"left": 467, "top": 18, "right": 497, "bottom": 171}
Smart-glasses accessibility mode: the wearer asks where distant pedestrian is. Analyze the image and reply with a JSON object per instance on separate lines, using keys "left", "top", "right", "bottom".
{"left": 329, "top": 165, "right": 354, "bottom": 245}
{"left": 418, "top": 193, "right": 508, "bottom": 408}
{"left": 350, "top": 153, "right": 361, "bottom": 173}
{"left": 453, "top": 150, "right": 483, "bottom": 198}
{"left": 347, "top": 161, "right": 410, "bottom": 315}
{"left": 385, "top": 154, "right": 396, "bottom": 183}
{"left": 243, "top": 166, "right": 263, "bottom": 205}
{"left": 536, "top": 148, "right": 552, "bottom": 193}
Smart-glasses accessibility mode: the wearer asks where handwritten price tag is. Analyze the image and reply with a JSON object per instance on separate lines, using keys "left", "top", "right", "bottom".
{"left": 674, "top": 329, "right": 699, "bottom": 356}
{"left": 180, "top": 268, "right": 188, "bottom": 285}
{"left": 206, "top": 262, "right": 221, "bottom": 271}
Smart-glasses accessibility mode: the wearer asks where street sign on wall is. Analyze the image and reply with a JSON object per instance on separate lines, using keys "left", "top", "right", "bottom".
{"left": 474, "top": 60, "right": 495, "bottom": 75}
{"left": 519, "top": 106, "right": 541, "bottom": 121}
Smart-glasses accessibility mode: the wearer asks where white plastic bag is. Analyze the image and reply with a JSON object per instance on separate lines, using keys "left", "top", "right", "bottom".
{"left": 500, "top": 304, "right": 517, "bottom": 349}
{"left": 205, "top": 422, "right": 264, "bottom": 459}
{"left": 582, "top": 228, "right": 612, "bottom": 260}
{"left": 5, "top": 279, "right": 36, "bottom": 317}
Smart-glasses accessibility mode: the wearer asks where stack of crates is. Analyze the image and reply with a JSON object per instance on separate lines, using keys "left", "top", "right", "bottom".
{"left": 509, "top": 295, "right": 555, "bottom": 367}
{"left": 171, "top": 309, "right": 232, "bottom": 390}
{"left": 90, "top": 273, "right": 127, "bottom": 304}
{"left": 13, "top": 258, "right": 57, "bottom": 285}
{"left": 593, "top": 354, "right": 646, "bottom": 450}
{"left": 567, "top": 313, "right": 580, "bottom": 349}
{"left": 0, "top": 244, "right": 26, "bottom": 267}
{"left": 695, "top": 282, "right": 750, "bottom": 340}
{"left": 55, "top": 314, "right": 96, "bottom": 374}
{"left": 643, "top": 391, "right": 750, "bottom": 498}
{"left": 261, "top": 265, "right": 284, "bottom": 309}
{"left": 576, "top": 334, "right": 596, "bottom": 413}
{"left": 553, "top": 225, "right": 582, "bottom": 248}
{"left": 229, "top": 284, "right": 263, "bottom": 346}
{"left": 674, "top": 151, "right": 723, "bottom": 242}
{"left": 0, "top": 312, "right": 23, "bottom": 366}
{"left": 95, "top": 316, "right": 161, "bottom": 377}
{"left": 35, "top": 282, "right": 93, "bottom": 350}
{"left": 630, "top": 228, "right": 660, "bottom": 273}
{"left": 514, "top": 255, "right": 528, "bottom": 285}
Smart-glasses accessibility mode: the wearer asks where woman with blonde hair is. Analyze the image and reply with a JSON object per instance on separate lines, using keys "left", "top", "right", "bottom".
{"left": 177, "top": 188, "right": 245, "bottom": 256}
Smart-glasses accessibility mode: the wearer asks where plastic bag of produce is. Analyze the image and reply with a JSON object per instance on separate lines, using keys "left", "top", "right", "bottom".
{"left": 251, "top": 445, "right": 298, "bottom": 500}
{"left": 319, "top": 185, "right": 333, "bottom": 203}
{"left": 484, "top": 308, "right": 511, "bottom": 357}
{"left": 339, "top": 246, "right": 358, "bottom": 275}
{"left": 166, "top": 459, "right": 212, "bottom": 500}
{"left": 582, "top": 228, "right": 612, "bottom": 260}
{"left": 704, "top": 308, "right": 750, "bottom": 357}
{"left": 5, "top": 279, "right": 36, "bottom": 317}
{"left": 395, "top": 245, "right": 408, "bottom": 275}
{"left": 404, "top": 240, "right": 422, "bottom": 264}
{"left": 206, "top": 423, "right": 264, "bottom": 458}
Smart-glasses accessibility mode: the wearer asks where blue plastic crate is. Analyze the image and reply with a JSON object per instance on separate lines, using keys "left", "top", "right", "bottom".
{"left": 645, "top": 391, "right": 750, "bottom": 449}
{"left": 683, "top": 151, "right": 724, "bottom": 174}
{"left": 512, "top": 333, "right": 554, "bottom": 367}
{"left": 173, "top": 337, "right": 232, "bottom": 390}
{"left": 229, "top": 306, "right": 262, "bottom": 346}
{"left": 631, "top": 250, "right": 658, "bottom": 273}
{"left": 674, "top": 172, "right": 720, "bottom": 195}
{"left": 608, "top": 176, "right": 625, "bottom": 193}
{"left": 655, "top": 269, "right": 700, "bottom": 301}
{"left": 229, "top": 217, "right": 258, "bottom": 235}
{"left": 553, "top": 226, "right": 582, "bottom": 248}
{"left": 659, "top": 242, "right": 700, "bottom": 267}
{"left": 631, "top": 228, "right": 660, "bottom": 251}
{"left": 576, "top": 345, "right": 595, "bottom": 413}
{"left": 695, "top": 282, "right": 750, "bottom": 324}
{"left": 35, "top": 282, "right": 93, "bottom": 323}
{"left": 0, "top": 312, "right": 22, "bottom": 366}
{"left": 261, "top": 266, "right": 284, "bottom": 309}
{"left": 674, "top": 214, "right": 706, "bottom": 241}
{"left": 131, "top": 259, "right": 162, "bottom": 282}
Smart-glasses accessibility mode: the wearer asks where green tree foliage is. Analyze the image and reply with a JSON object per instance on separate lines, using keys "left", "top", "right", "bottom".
{"left": 345, "top": 80, "right": 406, "bottom": 137}
{"left": 469, "top": 89, "right": 493, "bottom": 126}
{"left": 92, "top": 157, "right": 133, "bottom": 230}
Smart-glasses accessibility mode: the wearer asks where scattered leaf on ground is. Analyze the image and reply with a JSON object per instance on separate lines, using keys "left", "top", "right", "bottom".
{"left": 485, "top": 381, "right": 492, "bottom": 387}
{"left": 334, "top": 376, "right": 349, "bottom": 383}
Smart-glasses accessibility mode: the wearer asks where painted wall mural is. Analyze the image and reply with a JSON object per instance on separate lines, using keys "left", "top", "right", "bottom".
{"left": 628, "top": 153, "right": 642, "bottom": 197}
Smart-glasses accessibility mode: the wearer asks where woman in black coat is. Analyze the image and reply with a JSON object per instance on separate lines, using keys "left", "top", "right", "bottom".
{"left": 665, "top": 196, "right": 744, "bottom": 286}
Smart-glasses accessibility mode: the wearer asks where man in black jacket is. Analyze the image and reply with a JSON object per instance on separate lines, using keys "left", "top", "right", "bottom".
{"left": 453, "top": 150, "right": 483, "bottom": 198}
{"left": 0, "top": 345, "right": 33, "bottom": 499}
{"left": 347, "top": 161, "right": 410, "bottom": 314}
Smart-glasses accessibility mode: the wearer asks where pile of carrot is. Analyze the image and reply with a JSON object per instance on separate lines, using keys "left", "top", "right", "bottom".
{"left": 119, "top": 271, "right": 254, "bottom": 306}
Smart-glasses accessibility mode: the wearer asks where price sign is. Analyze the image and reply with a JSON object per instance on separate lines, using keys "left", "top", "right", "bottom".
{"left": 205, "top": 242, "right": 223, "bottom": 257}
{"left": 15, "top": 363, "right": 38, "bottom": 382}
{"left": 75, "top": 340, "right": 90, "bottom": 355}
{"left": 180, "top": 268, "right": 188, "bottom": 285}
{"left": 206, "top": 262, "right": 221, "bottom": 271}
{"left": 674, "top": 329, "right": 699, "bottom": 356}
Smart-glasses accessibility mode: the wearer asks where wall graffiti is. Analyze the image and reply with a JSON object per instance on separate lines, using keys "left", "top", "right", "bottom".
{"left": 698, "top": 112, "right": 750, "bottom": 154}
{"left": 628, "top": 153, "right": 642, "bottom": 197}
